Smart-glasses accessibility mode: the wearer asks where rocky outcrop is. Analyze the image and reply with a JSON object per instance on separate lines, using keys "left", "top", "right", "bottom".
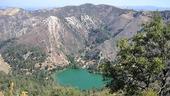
{"left": 0, "top": 91, "right": 4, "bottom": 96}
{"left": 0, "top": 8, "right": 22, "bottom": 16}
{"left": 0, "top": 55, "right": 11, "bottom": 74}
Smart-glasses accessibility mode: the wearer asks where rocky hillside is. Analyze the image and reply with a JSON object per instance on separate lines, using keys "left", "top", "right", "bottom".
{"left": 0, "top": 4, "right": 169, "bottom": 69}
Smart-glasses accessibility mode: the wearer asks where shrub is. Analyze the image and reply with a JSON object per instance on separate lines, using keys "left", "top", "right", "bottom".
{"left": 141, "top": 89, "right": 158, "bottom": 96}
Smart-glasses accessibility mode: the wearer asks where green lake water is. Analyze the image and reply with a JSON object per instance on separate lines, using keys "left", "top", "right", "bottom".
{"left": 55, "top": 68, "right": 105, "bottom": 90}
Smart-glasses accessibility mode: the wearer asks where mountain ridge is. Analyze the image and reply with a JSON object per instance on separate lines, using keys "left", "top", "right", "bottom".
{"left": 1, "top": 3, "right": 170, "bottom": 11}
{"left": 0, "top": 4, "right": 170, "bottom": 70}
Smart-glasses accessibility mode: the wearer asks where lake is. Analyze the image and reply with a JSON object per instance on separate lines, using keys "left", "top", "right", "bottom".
{"left": 55, "top": 68, "right": 105, "bottom": 90}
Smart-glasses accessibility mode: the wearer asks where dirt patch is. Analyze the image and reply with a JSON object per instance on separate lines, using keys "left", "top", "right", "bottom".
{"left": 0, "top": 55, "right": 11, "bottom": 74}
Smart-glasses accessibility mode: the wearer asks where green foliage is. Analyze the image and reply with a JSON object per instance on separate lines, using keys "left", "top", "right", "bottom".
{"left": 0, "top": 38, "right": 15, "bottom": 49}
{"left": 99, "top": 59, "right": 126, "bottom": 92}
{"left": 67, "top": 55, "right": 78, "bottom": 69}
{"left": 1, "top": 44, "right": 47, "bottom": 74}
{"left": 0, "top": 43, "right": 114, "bottom": 96}
{"left": 89, "top": 25, "right": 111, "bottom": 44}
{"left": 0, "top": 71, "right": 115, "bottom": 96}
{"left": 141, "top": 89, "right": 158, "bottom": 96}
{"left": 101, "top": 12, "right": 170, "bottom": 95}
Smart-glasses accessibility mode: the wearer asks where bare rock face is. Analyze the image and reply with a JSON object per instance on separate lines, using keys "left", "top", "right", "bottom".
{"left": 0, "top": 4, "right": 169, "bottom": 68}
{"left": 0, "top": 8, "right": 22, "bottom": 16}
{"left": 0, "top": 91, "right": 4, "bottom": 96}
{"left": 0, "top": 55, "right": 11, "bottom": 74}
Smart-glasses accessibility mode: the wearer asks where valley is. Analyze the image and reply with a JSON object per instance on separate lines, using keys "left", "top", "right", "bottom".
{"left": 0, "top": 3, "right": 170, "bottom": 96}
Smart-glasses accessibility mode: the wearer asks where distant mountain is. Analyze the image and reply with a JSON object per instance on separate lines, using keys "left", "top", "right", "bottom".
{"left": 0, "top": 4, "right": 170, "bottom": 69}
{"left": 121, "top": 6, "right": 170, "bottom": 11}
